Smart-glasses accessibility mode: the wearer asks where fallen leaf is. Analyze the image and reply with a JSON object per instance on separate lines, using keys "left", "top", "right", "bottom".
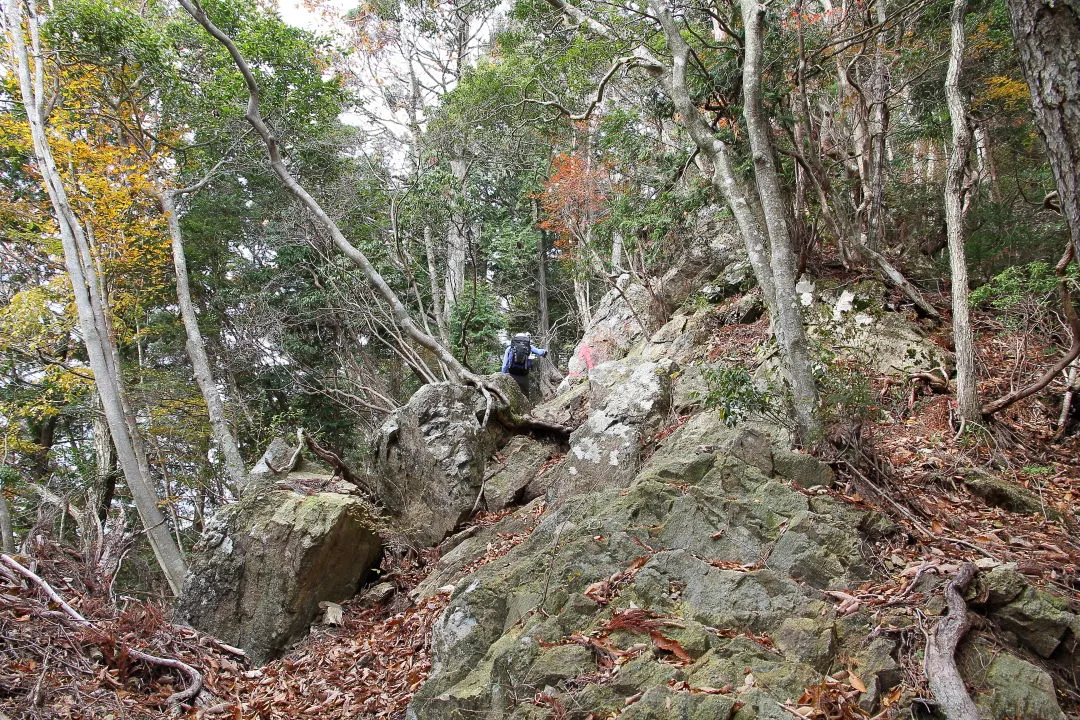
{"left": 649, "top": 631, "right": 693, "bottom": 662}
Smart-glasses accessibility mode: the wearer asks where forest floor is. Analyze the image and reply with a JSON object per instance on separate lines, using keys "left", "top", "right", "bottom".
{"left": 1, "top": 299, "right": 1078, "bottom": 720}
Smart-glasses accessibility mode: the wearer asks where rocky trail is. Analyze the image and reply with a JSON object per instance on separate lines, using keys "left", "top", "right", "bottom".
{"left": 2, "top": 261, "right": 1079, "bottom": 720}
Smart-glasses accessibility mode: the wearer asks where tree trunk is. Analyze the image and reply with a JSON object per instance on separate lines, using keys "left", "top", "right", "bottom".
{"left": 739, "top": 0, "right": 822, "bottom": 444}
{"left": 867, "top": 0, "right": 890, "bottom": 252}
{"left": 535, "top": 200, "right": 552, "bottom": 345}
{"left": 573, "top": 276, "right": 593, "bottom": 327}
{"left": 444, "top": 156, "right": 469, "bottom": 321}
{"left": 29, "top": 414, "right": 56, "bottom": 481}
{"left": 610, "top": 231, "right": 625, "bottom": 272}
{"left": 3, "top": 0, "right": 188, "bottom": 594}
{"left": 423, "top": 225, "right": 450, "bottom": 343}
{"left": 162, "top": 189, "right": 249, "bottom": 494}
{"left": 944, "top": 0, "right": 980, "bottom": 422}
{"left": 628, "top": 0, "right": 820, "bottom": 443}
{"left": 0, "top": 482, "right": 14, "bottom": 554}
{"left": 973, "top": 122, "right": 1002, "bottom": 202}
{"left": 1006, "top": 0, "right": 1080, "bottom": 261}
{"left": 831, "top": 20, "right": 940, "bottom": 319}
{"left": 92, "top": 394, "right": 117, "bottom": 522}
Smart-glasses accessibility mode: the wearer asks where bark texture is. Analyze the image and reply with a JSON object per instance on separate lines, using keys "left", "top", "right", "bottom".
{"left": 944, "top": 0, "right": 980, "bottom": 422}
{"left": 3, "top": 0, "right": 187, "bottom": 594}
{"left": 162, "top": 189, "right": 249, "bottom": 493}
{"left": 739, "top": 0, "right": 821, "bottom": 443}
{"left": 924, "top": 562, "right": 979, "bottom": 720}
{"left": 0, "top": 490, "right": 14, "bottom": 555}
{"left": 1007, "top": 0, "right": 1080, "bottom": 260}
{"left": 444, "top": 156, "right": 469, "bottom": 322}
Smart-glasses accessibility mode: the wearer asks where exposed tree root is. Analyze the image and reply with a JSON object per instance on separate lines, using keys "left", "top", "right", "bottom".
{"left": 266, "top": 428, "right": 305, "bottom": 475}
{"left": 1, "top": 554, "right": 204, "bottom": 706}
{"left": 492, "top": 408, "right": 573, "bottom": 439}
{"left": 304, "top": 432, "right": 362, "bottom": 485}
{"left": 923, "top": 562, "right": 979, "bottom": 720}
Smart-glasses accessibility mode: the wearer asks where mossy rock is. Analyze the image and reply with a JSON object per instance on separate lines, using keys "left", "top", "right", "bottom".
{"left": 972, "top": 566, "right": 1079, "bottom": 661}
{"left": 773, "top": 617, "right": 837, "bottom": 673}
{"left": 620, "top": 686, "right": 738, "bottom": 720}
{"left": 687, "top": 636, "right": 819, "bottom": 703}
{"left": 958, "top": 638, "right": 1066, "bottom": 720}
{"left": 610, "top": 655, "right": 683, "bottom": 695}
{"left": 409, "top": 411, "right": 880, "bottom": 720}
{"left": 848, "top": 636, "right": 903, "bottom": 713}
{"left": 962, "top": 471, "right": 1061, "bottom": 519}
{"left": 175, "top": 490, "right": 380, "bottom": 665}
{"left": 772, "top": 449, "right": 836, "bottom": 489}
{"left": 524, "top": 643, "right": 596, "bottom": 688}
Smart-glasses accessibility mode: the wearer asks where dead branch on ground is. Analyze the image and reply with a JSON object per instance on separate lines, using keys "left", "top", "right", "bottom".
{"left": 923, "top": 562, "right": 979, "bottom": 720}
{"left": 0, "top": 553, "right": 204, "bottom": 706}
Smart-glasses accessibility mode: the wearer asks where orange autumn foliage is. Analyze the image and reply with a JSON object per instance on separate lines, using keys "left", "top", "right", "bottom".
{"left": 536, "top": 151, "right": 611, "bottom": 253}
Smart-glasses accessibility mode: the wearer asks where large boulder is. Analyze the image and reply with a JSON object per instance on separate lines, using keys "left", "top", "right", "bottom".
{"left": 373, "top": 374, "right": 524, "bottom": 546}
{"left": 174, "top": 490, "right": 380, "bottom": 665}
{"left": 961, "top": 470, "right": 1062, "bottom": 519}
{"left": 539, "top": 358, "right": 674, "bottom": 498}
{"left": 797, "top": 279, "right": 948, "bottom": 377}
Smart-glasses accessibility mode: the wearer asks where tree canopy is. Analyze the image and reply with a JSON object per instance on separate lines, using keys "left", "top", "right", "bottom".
{"left": 1, "top": 0, "right": 1077, "bottom": 590}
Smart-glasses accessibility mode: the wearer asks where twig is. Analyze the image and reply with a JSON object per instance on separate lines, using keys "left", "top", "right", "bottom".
{"left": 840, "top": 460, "right": 1000, "bottom": 561}
{"left": 1, "top": 553, "right": 204, "bottom": 705}
{"left": 2, "top": 554, "right": 86, "bottom": 622}
{"left": 884, "top": 562, "right": 936, "bottom": 606}
{"left": 30, "top": 648, "right": 50, "bottom": 707}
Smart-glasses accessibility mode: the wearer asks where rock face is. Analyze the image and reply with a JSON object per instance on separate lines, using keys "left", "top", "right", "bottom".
{"left": 565, "top": 277, "right": 667, "bottom": 381}
{"left": 975, "top": 565, "right": 1080, "bottom": 663}
{"left": 406, "top": 413, "right": 878, "bottom": 720}
{"left": 405, "top": 408, "right": 1074, "bottom": 720}
{"left": 174, "top": 490, "right": 380, "bottom": 665}
{"left": 798, "top": 279, "right": 948, "bottom": 376}
{"left": 386, "top": 258, "right": 1078, "bottom": 719}
{"left": 482, "top": 437, "right": 557, "bottom": 510}
{"left": 959, "top": 640, "right": 1066, "bottom": 720}
{"left": 374, "top": 374, "right": 525, "bottom": 546}
{"left": 962, "top": 470, "right": 1061, "bottom": 519}
{"left": 539, "top": 358, "right": 674, "bottom": 498}
{"left": 565, "top": 208, "right": 746, "bottom": 381}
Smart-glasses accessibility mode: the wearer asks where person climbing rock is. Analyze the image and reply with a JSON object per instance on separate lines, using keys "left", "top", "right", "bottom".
{"left": 501, "top": 332, "right": 547, "bottom": 397}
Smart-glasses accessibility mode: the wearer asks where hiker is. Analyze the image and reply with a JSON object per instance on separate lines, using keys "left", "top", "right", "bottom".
{"left": 501, "top": 333, "right": 547, "bottom": 396}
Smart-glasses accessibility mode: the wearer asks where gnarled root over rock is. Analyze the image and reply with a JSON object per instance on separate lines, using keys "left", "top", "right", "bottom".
{"left": 924, "top": 562, "right": 979, "bottom": 720}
